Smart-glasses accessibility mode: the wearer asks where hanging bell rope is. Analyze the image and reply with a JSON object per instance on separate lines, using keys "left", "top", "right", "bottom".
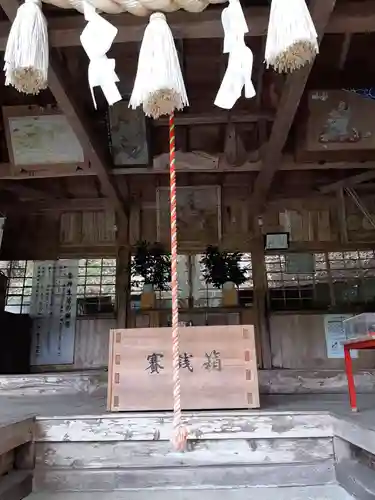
{"left": 4, "top": 0, "right": 48, "bottom": 94}
{"left": 130, "top": 12, "right": 188, "bottom": 451}
{"left": 169, "top": 112, "right": 188, "bottom": 451}
{"left": 265, "top": 0, "right": 318, "bottom": 73}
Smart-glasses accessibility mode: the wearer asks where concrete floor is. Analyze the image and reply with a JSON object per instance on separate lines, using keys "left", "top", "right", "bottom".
{"left": 26, "top": 486, "right": 354, "bottom": 500}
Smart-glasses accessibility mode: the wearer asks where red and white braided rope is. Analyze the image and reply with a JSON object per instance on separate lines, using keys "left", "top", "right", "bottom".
{"left": 169, "top": 113, "right": 188, "bottom": 451}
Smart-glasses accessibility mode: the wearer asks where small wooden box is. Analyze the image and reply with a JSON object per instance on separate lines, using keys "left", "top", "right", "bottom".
{"left": 107, "top": 325, "right": 259, "bottom": 412}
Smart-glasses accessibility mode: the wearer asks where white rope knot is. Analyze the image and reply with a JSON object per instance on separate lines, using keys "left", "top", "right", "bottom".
{"left": 80, "top": 1, "right": 122, "bottom": 108}
{"left": 87, "top": 56, "right": 121, "bottom": 108}
{"left": 215, "top": 0, "right": 255, "bottom": 110}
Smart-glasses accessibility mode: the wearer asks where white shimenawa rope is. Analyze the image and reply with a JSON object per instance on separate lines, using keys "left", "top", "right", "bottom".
{"left": 43, "top": 0, "right": 226, "bottom": 16}
{"left": 4, "top": 0, "right": 48, "bottom": 94}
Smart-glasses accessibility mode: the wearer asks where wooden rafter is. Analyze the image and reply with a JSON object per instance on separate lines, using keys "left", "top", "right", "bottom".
{"left": 251, "top": 0, "right": 337, "bottom": 215}
{"left": 0, "top": 181, "right": 55, "bottom": 199}
{"left": 0, "top": 0, "right": 128, "bottom": 223}
{"left": 1, "top": 156, "right": 375, "bottom": 180}
{"left": 0, "top": 1, "right": 372, "bottom": 49}
{"left": 319, "top": 170, "right": 375, "bottom": 193}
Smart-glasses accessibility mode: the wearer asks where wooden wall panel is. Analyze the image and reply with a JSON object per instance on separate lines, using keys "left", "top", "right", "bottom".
{"left": 60, "top": 210, "right": 116, "bottom": 248}
{"left": 270, "top": 313, "right": 375, "bottom": 370}
{"left": 346, "top": 195, "right": 375, "bottom": 242}
{"left": 73, "top": 318, "right": 116, "bottom": 369}
{"left": 0, "top": 213, "right": 59, "bottom": 260}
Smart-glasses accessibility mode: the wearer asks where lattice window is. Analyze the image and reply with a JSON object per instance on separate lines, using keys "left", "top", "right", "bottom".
{"left": 0, "top": 260, "right": 33, "bottom": 314}
{"left": 266, "top": 250, "right": 375, "bottom": 311}
{"left": 195, "top": 252, "right": 253, "bottom": 308}
{"left": 328, "top": 251, "right": 375, "bottom": 305}
{"left": 77, "top": 258, "right": 116, "bottom": 315}
{"left": 0, "top": 259, "right": 117, "bottom": 316}
{"left": 130, "top": 253, "right": 253, "bottom": 309}
{"left": 266, "top": 253, "right": 330, "bottom": 311}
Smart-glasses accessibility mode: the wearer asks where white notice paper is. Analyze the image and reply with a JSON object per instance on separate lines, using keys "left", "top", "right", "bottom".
{"left": 324, "top": 314, "right": 358, "bottom": 359}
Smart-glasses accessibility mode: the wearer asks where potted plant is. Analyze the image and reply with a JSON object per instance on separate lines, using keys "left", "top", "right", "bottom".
{"left": 200, "top": 245, "right": 248, "bottom": 306}
{"left": 132, "top": 241, "right": 171, "bottom": 309}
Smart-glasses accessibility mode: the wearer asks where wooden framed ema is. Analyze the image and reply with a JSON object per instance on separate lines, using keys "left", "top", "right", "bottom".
{"left": 2, "top": 105, "right": 89, "bottom": 175}
{"left": 108, "top": 325, "right": 259, "bottom": 412}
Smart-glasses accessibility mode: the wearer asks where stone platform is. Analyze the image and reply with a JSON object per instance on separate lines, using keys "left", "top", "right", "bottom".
{"left": 0, "top": 375, "right": 374, "bottom": 498}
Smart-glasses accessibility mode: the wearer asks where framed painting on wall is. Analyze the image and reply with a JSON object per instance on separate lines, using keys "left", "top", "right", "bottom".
{"left": 2, "top": 105, "right": 88, "bottom": 175}
{"left": 108, "top": 101, "right": 150, "bottom": 166}
{"left": 156, "top": 185, "right": 222, "bottom": 245}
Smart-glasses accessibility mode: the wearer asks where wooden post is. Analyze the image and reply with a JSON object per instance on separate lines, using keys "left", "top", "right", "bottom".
{"left": 116, "top": 212, "right": 130, "bottom": 329}
{"left": 337, "top": 187, "right": 348, "bottom": 243}
{"left": 252, "top": 217, "right": 272, "bottom": 368}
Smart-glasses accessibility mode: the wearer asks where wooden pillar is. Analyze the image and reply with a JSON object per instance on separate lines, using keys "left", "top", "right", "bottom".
{"left": 252, "top": 217, "right": 272, "bottom": 369}
{"left": 116, "top": 207, "right": 130, "bottom": 329}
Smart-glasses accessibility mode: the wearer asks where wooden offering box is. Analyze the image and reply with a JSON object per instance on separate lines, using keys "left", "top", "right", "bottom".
{"left": 107, "top": 325, "right": 259, "bottom": 412}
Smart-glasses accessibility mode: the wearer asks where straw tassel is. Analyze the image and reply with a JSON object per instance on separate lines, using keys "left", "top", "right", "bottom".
{"left": 4, "top": 0, "right": 48, "bottom": 94}
{"left": 129, "top": 12, "right": 188, "bottom": 119}
{"left": 265, "top": 0, "right": 318, "bottom": 73}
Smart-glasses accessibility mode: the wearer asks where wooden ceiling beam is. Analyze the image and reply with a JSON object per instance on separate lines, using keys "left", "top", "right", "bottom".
{"left": 0, "top": 181, "right": 55, "bottom": 199}
{"left": 1, "top": 156, "right": 375, "bottom": 180}
{"left": 0, "top": 1, "right": 372, "bottom": 49}
{"left": 0, "top": 197, "right": 112, "bottom": 215}
{"left": 154, "top": 111, "right": 273, "bottom": 126}
{"left": 251, "top": 0, "right": 337, "bottom": 215}
{"left": 0, "top": 0, "right": 128, "bottom": 224}
{"left": 319, "top": 170, "right": 375, "bottom": 193}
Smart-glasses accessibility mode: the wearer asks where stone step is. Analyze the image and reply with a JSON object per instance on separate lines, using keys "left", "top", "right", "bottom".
{"left": 35, "top": 437, "right": 333, "bottom": 469}
{"left": 27, "top": 485, "right": 354, "bottom": 500}
{"left": 33, "top": 461, "right": 335, "bottom": 491}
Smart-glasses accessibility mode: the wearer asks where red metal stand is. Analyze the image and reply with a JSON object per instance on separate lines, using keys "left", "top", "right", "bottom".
{"left": 344, "top": 334, "right": 375, "bottom": 412}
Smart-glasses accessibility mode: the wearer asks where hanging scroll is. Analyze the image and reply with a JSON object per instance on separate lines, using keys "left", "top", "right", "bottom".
{"left": 30, "top": 260, "right": 78, "bottom": 366}
{"left": 108, "top": 325, "right": 259, "bottom": 411}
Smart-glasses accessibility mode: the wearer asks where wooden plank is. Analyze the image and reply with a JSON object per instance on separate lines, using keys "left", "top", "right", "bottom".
{"left": 334, "top": 437, "right": 375, "bottom": 500}
{"left": 33, "top": 461, "right": 335, "bottom": 491}
{"left": 0, "top": 471, "right": 32, "bottom": 500}
{"left": 35, "top": 438, "right": 333, "bottom": 469}
{"left": 0, "top": 0, "right": 127, "bottom": 224}
{"left": 36, "top": 413, "right": 334, "bottom": 442}
{"left": 251, "top": 0, "right": 337, "bottom": 214}
{"left": 0, "top": 419, "right": 34, "bottom": 457}
{"left": 0, "top": 2, "right": 372, "bottom": 50}
{"left": 269, "top": 314, "right": 375, "bottom": 370}
{"left": 333, "top": 415, "right": 375, "bottom": 457}
{"left": 73, "top": 319, "right": 116, "bottom": 370}
{"left": 259, "top": 369, "right": 375, "bottom": 395}
{"left": 108, "top": 325, "right": 259, "bottom": 411}
{"left": 0, "top": 450, "right": 14, "bottom": 477}
{"left": 19, "top": 486, "right": 361, "bottom": 500}
{"left": 0, "top": 157, "right": 374, "bottom": 181}
{"left": 320, "top": 170, "right": 375, "bottom": 193}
